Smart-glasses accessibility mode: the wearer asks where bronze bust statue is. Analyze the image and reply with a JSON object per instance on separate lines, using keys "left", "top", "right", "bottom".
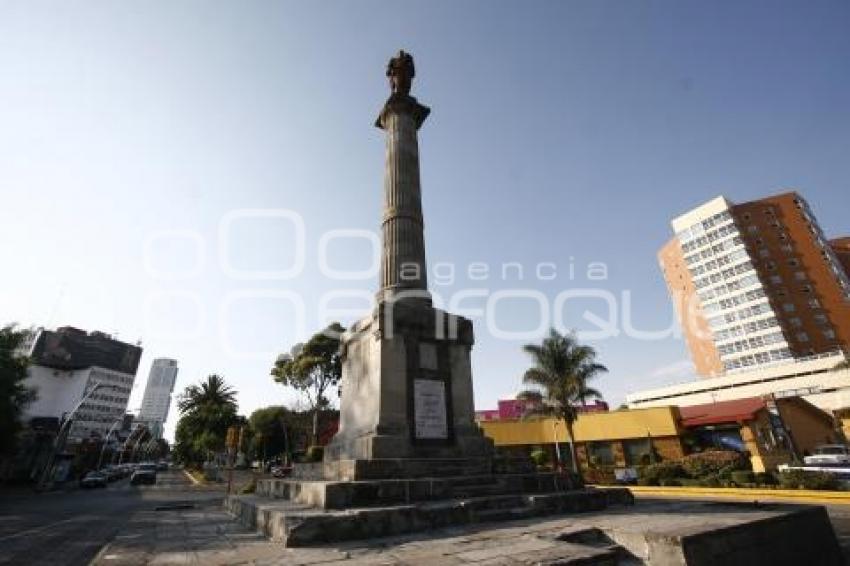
{"left": 386, "top": 50, "right": 415, "bottom": 95}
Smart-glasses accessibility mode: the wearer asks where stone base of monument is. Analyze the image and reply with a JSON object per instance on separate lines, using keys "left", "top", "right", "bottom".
{"left": 225, "top": 476, "right": 634, "bottom": 546}
{"left": 290, "top": 455, "right": 539, "bottom": 482}
{"left": 224, "top": 491, "right": 843, "bottom": 564}
{"left": 256, "top": 468, "right": 590, "bottom": 509}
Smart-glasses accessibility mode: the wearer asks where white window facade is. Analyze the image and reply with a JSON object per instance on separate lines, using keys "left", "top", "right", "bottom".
{"left": 673, "top": 196, "right": 792, "bottom": 374}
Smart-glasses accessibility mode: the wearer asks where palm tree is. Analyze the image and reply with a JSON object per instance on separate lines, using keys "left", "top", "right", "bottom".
{"left": 177, "top": 374, "right": 237, "bottom": 414}
{"left": 519, "top": 328, "right": 607, "bottom": 477}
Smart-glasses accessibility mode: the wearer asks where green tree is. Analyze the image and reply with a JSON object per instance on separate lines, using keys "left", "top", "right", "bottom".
{"left": 518, "top": 328, "right": 607, "bottom": 478}
{"left": 177, "top": 374, "right": 237, "bottom": 414}
{"left": 271, "top": 323, "right": 344, "bottom": 446}
{"left": 248, "top": 406, "right": 291, "bottom": 462}
{"left": 173, "top": 374, "right": 238, "bottom": 467}
{"left": 0, "top": 325, "right": 37, "bottom": 456}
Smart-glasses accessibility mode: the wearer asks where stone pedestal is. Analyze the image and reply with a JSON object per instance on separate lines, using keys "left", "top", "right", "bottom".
{"left": 323, "top": 301, "right": 494, "bottom": 478}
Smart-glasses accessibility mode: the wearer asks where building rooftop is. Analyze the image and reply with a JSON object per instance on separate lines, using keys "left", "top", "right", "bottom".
{"left": 30, "top": 326, "right": 142, "bottom": 374}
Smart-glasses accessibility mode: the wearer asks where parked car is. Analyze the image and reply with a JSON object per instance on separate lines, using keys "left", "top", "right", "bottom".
{"left": 130, "top": 463, "right": 158, "bottom": 485}
{"left": 156, "top": 461, "right": 168, "bottom": 472}
{"left": 804, "top": 445, "right": 850, "bottom": 467}
{"left": 80, "top": 471, "right": 108, "bottom": 488}
{"left": 270, "top": 465, "right": 292, "bottom": 478}
{"left": 102, "top": 466, "right": 123, "bottom": 481}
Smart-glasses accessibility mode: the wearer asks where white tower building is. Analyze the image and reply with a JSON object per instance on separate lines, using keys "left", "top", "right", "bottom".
{"left": 137, "top": 358, "right": 179, "bottom": 439}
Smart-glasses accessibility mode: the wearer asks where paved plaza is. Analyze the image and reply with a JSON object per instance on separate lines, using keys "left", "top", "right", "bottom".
{"left": 90, "top": 494, "right": 849, "bottom": 565}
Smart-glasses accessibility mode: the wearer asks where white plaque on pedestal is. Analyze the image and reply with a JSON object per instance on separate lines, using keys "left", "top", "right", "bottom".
{"left": 414, "top": 378, "right": 448, "bottom": 439}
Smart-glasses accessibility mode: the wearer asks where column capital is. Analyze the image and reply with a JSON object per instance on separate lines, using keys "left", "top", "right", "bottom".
{"left": 375, "top": 93, "right": 430, "bottom": 130}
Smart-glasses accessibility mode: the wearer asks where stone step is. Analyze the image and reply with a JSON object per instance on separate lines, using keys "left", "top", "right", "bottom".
{"left": 225, "top": 487, "right": 633, "bottom": 547}
{"left": 509, "top": 542, "right": 624, "bottom": 565}
{"left": 309, "top": 458, "right": 500, "bottom": 481}
{"left": 253, "top": 471, "right": 582, "bottom": 509}
{"left": 553, "top": 527, "right": 641, "bottom": 565}
{"left": 473, "top": 505, "right": 537, "bottom": 523}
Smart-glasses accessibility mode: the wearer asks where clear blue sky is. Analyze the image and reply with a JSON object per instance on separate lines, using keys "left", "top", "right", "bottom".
{"left": 1, "top": 1, "right": 848, "bottom": 440}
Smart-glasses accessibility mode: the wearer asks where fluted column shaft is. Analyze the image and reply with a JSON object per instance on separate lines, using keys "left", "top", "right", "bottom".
{"left": 376, "top": 94, "right": 431, "bottom": 305}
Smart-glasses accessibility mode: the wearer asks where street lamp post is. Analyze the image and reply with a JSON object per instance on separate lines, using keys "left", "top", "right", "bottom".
{"left": 38, "top": 381, "right": 117, "bottom": 490}
{"left": 96, "top": 418, "right": 124, "bottom": 470}
{"left": 127, "top": 433, "right": 145, "bottom": 463}
{"left": 118, "top": 430, "right": 143, "bottom": 465}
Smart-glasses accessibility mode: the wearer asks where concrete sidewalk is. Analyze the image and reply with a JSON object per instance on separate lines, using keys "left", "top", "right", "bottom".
{"left": 91, "top": 500, "right": 283, "bottom": 565}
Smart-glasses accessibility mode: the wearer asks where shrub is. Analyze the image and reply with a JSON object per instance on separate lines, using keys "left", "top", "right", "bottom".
{"left": 305, "top": 445, "right": 324, "bottom": 463}
{"left": 801, "top": 471, "right": 840, "bottom": 491}
{"left": 529, "top": 448, "right": 549, "bottom": 467}
{"left": 755, "top": 472, "right": 778, "bottom": 486}
{"left": 637, "top": 477, "right": 658, "bottom": 486}
{"left": 560, "top": 470, "right": 584, "bottom": 489}
{"left": 779, "top": 469, "right": 840, "bottom": 491}
{"left": 698, "top": 475, "right": 722, "bottom": 487}
{"left": 678, "top": 478, "right": 701, "bottom": 487}
{"left": 730, "top": 471, "right": 755, "bottom": 485}
{"left": 640, "top": 461, "right": 686, "bottom": 483}
{"left": 583, "top": 467, "right": 617, "bottom": 485}
{"left": 660, "top": 478, "right": 682, "bottom": 487}
{"left": 718, "top": 465, "right": 737, "bottom": 481}
{"left": 779, "top": 469, "right": 806, "bottom": 489}
{"left": 680, "top": 450, "right": 749, "bottom": 479}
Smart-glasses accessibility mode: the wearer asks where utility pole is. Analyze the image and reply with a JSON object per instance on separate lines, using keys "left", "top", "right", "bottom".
{"left": 225, "top": 426, "right": 237, "bottom": 494}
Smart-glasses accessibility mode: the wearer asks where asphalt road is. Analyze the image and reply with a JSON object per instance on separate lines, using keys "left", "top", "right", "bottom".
{"left": 0, "top": 470, "right": 223, "bottom": 566}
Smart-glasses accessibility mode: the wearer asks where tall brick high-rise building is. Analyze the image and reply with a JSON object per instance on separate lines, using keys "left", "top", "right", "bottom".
{"left": 659, "top": 192, "right": 850, "bottom": 377}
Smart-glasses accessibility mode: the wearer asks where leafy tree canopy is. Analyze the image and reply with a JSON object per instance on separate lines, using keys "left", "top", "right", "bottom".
{"left": 271, "top": 323, "right": 344, "bottom": 444}
{"left": 173, "top": 374, "right": 239, "bottom": 467}
{"left": 0, "top": 325, "right": 36, "bottom": 455}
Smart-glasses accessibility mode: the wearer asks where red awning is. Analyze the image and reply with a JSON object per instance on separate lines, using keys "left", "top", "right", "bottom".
{"left": 679, "top": 397, "right": 766, "bottom": 427}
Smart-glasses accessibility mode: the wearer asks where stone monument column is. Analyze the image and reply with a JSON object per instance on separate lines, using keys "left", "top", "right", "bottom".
{"left": 375, "top": 74, "right": 431, "bottom": 305}
{"left": 322, "top": 51, "right": 493, "bottom": 478}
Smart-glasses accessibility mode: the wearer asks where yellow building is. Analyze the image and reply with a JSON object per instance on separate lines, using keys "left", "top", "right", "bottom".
{"left": 478, "top": 396, "right": 838, "bottom": 474}
{"left": 480, "top": 406, "right": 686, "bottom": 474}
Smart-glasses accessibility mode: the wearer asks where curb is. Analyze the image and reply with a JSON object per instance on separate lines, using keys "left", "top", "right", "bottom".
{"left": 596, "top": 485, "right": 850, "bottom": 505}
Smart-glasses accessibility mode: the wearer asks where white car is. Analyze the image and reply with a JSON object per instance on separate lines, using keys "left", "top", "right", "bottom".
{"left": 803, "top": 445, "right": 850, "bottom": 466}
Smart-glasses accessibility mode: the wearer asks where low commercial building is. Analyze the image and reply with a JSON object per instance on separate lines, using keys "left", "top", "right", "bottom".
{"left": 478, "top": 396, "right": 838, "bottom": 474}
{"left": 480, "top": 406, "right": 686, "bottom": 473}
